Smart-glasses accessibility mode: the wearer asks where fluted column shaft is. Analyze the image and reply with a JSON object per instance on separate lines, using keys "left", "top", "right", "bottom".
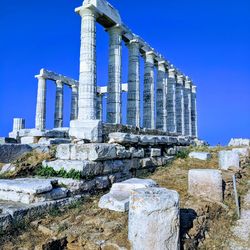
{"left": 143, "top": 52, "right": 155, "bottom": 129}
{"left": 176, "top": 75, "right": 185, "bottom": 135}
{"left": 70, "top": 85, "right": 78, "bottom": 121}
{"left": 191, "top": 85, "right": 198, "bottom": 137}
{"left": 54, "top": 80, "right": 64, "bottom": 128}
{"left": 184, "top": 80, "right": 192, "bottom": 136}
{"left": 166, "top": 69, "right": 177, "bottom": 133}
{"left": 96, "top": 93, "right": 103, "bottom": 121}
{"left": 156, "top": 62, "right": 167, "bottom": 131}
{"left": 35, "top": 75, "right": 47, "bottom": 130}
{"left": 107, "top": 25, "right": 122, "bottom": 124}
{"left": 127, "top": 40, "right": 140, "bottom": 127}
{"left": 78, "top": 8, "right": 97, "bottom": 121}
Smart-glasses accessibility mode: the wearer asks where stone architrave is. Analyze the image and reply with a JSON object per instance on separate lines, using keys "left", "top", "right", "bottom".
{"left": 128, "top": 187, "right": 180, "bottom": 250}
{"left": 167, "top": 68, "right": 177, "bottom": 133}
{"left": 143, "top": 51, "right": 155, "bottom": 129}
{"left": 107, "top": 25, "right": 123, "bottom": 124}
{"left": 188, "top": 169, "right": 223, "bottom": 202}
{"left": 156, "top": 61, "right": 167, "bottom": 131}
{"left": 176, "top": 74, "right": 185, "bottom": 135}
{"left": 191, "top": 85, "right": 198, "bottom": 137}
{"left": 54, "top": 80, "right": 64, "bottom": 128}
{"left": 184, "top": 77, "right": 192, "bottom": 136}
{"left": 127, "top": 39, "right": 140, "bottom": 127}
{"left": 35, "top": 75, "right": 47, "bottom": 130}
{"left": 70, "top": 85, "right": 78, "bottom": 121}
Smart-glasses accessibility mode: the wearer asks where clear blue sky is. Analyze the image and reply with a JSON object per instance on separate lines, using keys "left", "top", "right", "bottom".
{"left": 0, "top": 0, "right": 249, "bottom": 145}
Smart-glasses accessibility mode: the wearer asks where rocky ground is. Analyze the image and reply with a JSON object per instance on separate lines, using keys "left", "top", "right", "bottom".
{"left": 0, "top": 146, "right": 249, "bottom": 250}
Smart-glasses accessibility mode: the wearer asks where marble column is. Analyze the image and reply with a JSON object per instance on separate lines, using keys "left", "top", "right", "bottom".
{"left": 35, "top": 75, "right": 47, "bottom": 130}
{"left": 184, "top": 77, "right": 192, "bottom": 136}
{"left": 143, "top": 51, "right": 155, "bottom": 129}
{"left": 156, "top": 61, "right": 167, "bottom": 131}
{"left": 96, "top": 93, "right": 103, "bottom": 121}
{"left": 13, "top": 118, "right": 25, "bottom": 131}
{"left": 176, "top": 74, "right": 185, "bottom": 135}
{"left": 54, "top": 80, "right": 64, "bottom": 128}
{"left": 166, "top": 68, "right": 177, "bottom": 133}
{"left": 78, "top": 8, "right": 97, "bottom": 120}
{"left": 107, "top": 25, "right": 122, "bottom": 124}
{"left": 70, "top": 85, "right": 78, "bottom": 121}
{"left": 191, "top": 85, "right": 198, "bottom": 137}
{"left": 127, "top": 39, "right": 140, "bottom": 127}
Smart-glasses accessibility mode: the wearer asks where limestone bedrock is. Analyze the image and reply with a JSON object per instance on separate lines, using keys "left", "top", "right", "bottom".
{"left": 188, "top": 169, "right": 223, "bottom": 202}
{"left": 128, "top": 187, "right": 180, "bottom": 250}
{"left": 218, "top": 150, "right": 240, "bottom": 170}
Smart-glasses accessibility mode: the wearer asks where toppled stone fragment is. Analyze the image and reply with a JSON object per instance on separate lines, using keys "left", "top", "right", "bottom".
{"left": 0, "top": 164, "right": 16, "bottom": 174}
{"left": 128, "top": 187, "right": 180, "bottom": 250}
{"left": 99, "top": 178, "right": 157, "bottom": 212}
{"left": 218, "top": 150, "right": 240, "bottom": 170}
{"left": 189, "top": 152, "right": 211, "bottom": 160}
{"left": 188, "top": 169, "right": 223, "bottom": 202}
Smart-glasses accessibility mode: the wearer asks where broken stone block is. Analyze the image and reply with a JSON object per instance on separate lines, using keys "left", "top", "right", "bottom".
{"left": 116, "top": 146, "right": 131, "bottom": 159}
{"left": 228, "top": 138, "right": 250, "bottom": 147}
{"left": 98, "top": 192, "right": 130, "bottom": 212}
{"left": 70, "top": 143, "right": 116, "bottom": 161}
{"left": 218, "top": 150, "right": 240, "bottom": 170}
{"left": 56, "top": 144, "right": 72, "bottom": 160}
{"left": 38, "top": 138, "right": 71, "bottom": 145}
{"left": 20, "top": 136, "right": 40, "bottom": 144}
{"left": 128, "top": 187, "right": 180, "bottom": 250}
{"left": 189, "top": 152, "right": 212, "bottom": 160}
{"left": 103, "top": 160, "right": 123, "bottom": 174}
{"left": 150, "top": 148, "right": 161, "bottom": 157}
{"left": 98, "top": 178, "right": 158, "bottom": 212}
{"left": 69, "top": 119, "right": 102, "bottom": 143}
{"left": 130, "top": 147, "right": 145, "bottom": 158}
{"left": 108, "top": 132, "right": 139, "bottom": 145}
{"left": 96, "top": 176, "right": 109, "bottom": 189}
{"left": 188, "top": 169, "right": 223, "bottom": 202}
{"left": 0, "top": 178, "right": 56, "bottom": 194}
{"left": 232, "top": 148, "right": 249, "bottom": 157}
{"left": 0, "top": 144, "right": 33, "bottom": 163}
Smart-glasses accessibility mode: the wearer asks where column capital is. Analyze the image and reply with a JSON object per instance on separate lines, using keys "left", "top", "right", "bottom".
{"left": 75, "top": 6, "right": 98, "bottom": 18}
{"left": 56, "top": 80, "right": 63, "bottom": 86}
{"left": 192, "top": 85, "right": 197, "bottom": 93}
{"left": 168, "top": 67, "right": 177, "bottom": 78}
{"left": 35, "top": 75, "right": 45, "bottom": 80}
{"left": 177, "top": 74, "right": 185, "bottom": 84}
{"left": 106, "top": 24, "right": 123, "bottom": 34}
{"left": 157, "top": 61, "right": 166, "bottom": 71}
{"left": 71, "top": 84, "right": 78, "bottom": 89}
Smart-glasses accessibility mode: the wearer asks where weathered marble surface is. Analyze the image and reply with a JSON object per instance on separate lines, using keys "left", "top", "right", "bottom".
{"left": 218, "top": 150, "right": 240, "bottom": 170}
{"left": 128, "top": 187, "right": 180, "bottom": 250}
{"left": 189, "top": 152, "right": 211, "bottom": 160}
{"left": 188, "top": 169, "right": 223, "bottom": 202}
{"left": 232, "top": 148, "right": 249, "bottom": 157}
{"left": 228, "top": 138, "right": 250, "bottom": 147}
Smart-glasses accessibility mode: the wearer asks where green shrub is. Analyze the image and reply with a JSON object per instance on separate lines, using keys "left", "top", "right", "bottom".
{"left": 176, "top": 149, "right": 190, "bottom": 159}
{"left": 35, "top": 166, "right": 81, "bottom": 180}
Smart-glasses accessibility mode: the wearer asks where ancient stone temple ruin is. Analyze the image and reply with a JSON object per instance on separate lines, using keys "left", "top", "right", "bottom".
{"left": 20, "top": 0, "right": 198, "bottom": 142}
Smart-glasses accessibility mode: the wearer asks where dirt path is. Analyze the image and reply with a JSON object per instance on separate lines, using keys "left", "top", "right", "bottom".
{"left": 229, "top": 181, "right": 250, "bottom": 250}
